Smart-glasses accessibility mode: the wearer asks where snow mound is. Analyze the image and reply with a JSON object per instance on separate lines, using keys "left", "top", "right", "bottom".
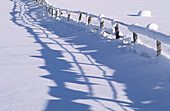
{"left": 98, "top": 14, "right": 105, "bottom": 21}
{"left": 99, "top": 14, "right": 105, "bottom": 18}
{"left": 146, "top": 23, "right": 159, "bottom": 30}
{"left": 138, "top": 10, "right": 152, "bottom": 17}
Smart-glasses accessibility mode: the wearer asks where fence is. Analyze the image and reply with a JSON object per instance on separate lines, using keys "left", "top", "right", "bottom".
{"left": 33, "top": 0, "right": 164, "bottom": 57}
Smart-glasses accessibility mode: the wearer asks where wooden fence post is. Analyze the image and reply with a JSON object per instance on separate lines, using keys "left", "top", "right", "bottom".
{"left": 60, "top": 12, "right": 63, "bottom": 15}
{"left": 51, "top": 8, "right": 54, "bottom": 16}
{"left": 40, "top": 0, "right": 43, "bottom": 5}
{"left": 100, "top": 20, "right": 104, "bottom": 28}
{"left": 78, "top": 13, "right": 82, "bottom": 22}
{"left": 55, "top": 10, "right": 58, "bottom": 17}
{"left": 115, "top": 23, "right": 120, "bottom": 39}
{"left": 48, "top": 7, "right": 51, "bottom": 14}
{"left": 46, "top": 6, "right": 48, "bottom": 11}
{"left": 88, "top": 15, "right": 92, "bottom": 25}
{"left": 67, "top": 12, "right": 71, "bottom": 22}
{"left": 133, "top": 32, "right": 138, "bottom": 43}
{"left": 157, "top": 40, "right": 161, "bottom": 56}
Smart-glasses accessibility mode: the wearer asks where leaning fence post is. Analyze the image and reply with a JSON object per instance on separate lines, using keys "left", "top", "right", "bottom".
{"left": 157, "top": 40, "right": 161, "bottom": 56}
{"left": 78, "top": 13, "right": 82, "bottom": 22}
{"left": 133, "top": 32, "right": 138, "bottom": 43}
{"left": 115, "top": 23, "right": 120, "bottom": 39}
{"left": 88, "top": 15, "right": 92, "bottom": 25}
{"left": 67, "top": 12, "right": 71, "bottom": 22}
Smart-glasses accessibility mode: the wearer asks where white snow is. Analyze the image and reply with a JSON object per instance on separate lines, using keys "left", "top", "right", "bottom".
{"left": 138, "top": 10, "right": 152, "bottom": 17}
{"left": 0, "top": 0, "right": 170, "bottom": 111}
{"left": 98, "top": 14, "right": 105, "bottom": 22}
{"left": 146, "top": 23, "right": 159, "bottom": 30}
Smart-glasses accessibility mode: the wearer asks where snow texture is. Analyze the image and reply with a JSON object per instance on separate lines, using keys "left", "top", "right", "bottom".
{"left": 0, "top": 0, "right": 170, "bottom": 111}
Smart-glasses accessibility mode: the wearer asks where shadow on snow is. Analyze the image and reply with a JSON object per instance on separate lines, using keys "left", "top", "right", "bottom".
{"left": 10, "top": 0, "right": 170, "bottom": 111}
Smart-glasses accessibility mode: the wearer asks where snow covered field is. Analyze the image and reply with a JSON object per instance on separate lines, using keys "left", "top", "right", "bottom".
{"left": 0, "top": 0, "right": 170, "bottom": 111}
{"left": 49, "top": 0, "right": 170, "bottom": 34}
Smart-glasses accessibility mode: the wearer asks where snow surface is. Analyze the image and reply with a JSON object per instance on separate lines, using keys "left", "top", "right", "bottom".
{"left": 0, "top": 0, "right": 170, "bottom": 111}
